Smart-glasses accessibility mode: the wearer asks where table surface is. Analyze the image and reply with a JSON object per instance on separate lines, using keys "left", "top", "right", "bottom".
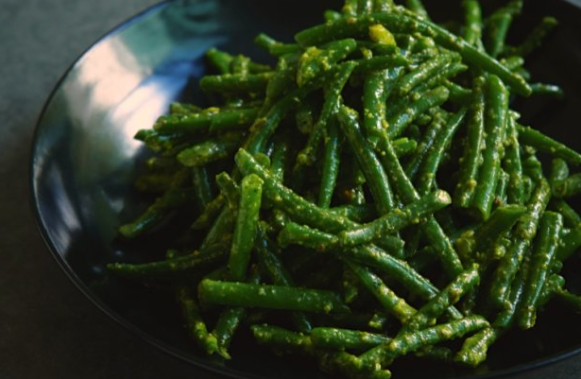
{"left": 3, "top": 1, "right": 581, "bottom": 379}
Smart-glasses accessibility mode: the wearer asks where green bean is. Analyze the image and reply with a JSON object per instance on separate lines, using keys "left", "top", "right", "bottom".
{"left": 549, "top": 158, "right": 569, "bottom": 185}
{"left": 517, "top": 124, "right": 581, "bottom": 166}
{"left": 504, "top": 16, "right": 558, "bottom": 58}
{"left": 176, "top": 286, "right": 219, "bottom": 355}
{"left": 403, "top": 264, "right": 480, "bottom": 332}
{"left": 296, "top": 62, "right": 356, "bottom": 168}
{"left": 386, "top": 86, "right": 450, "bottom": 139}
{"left": 269, "top": 135, "right": 291, "bottom": 182}
{"left": 324, "top": 10, "right": 343, "bottom": 22}
{"left": 454, "top": 76, "right": 486, "bottom": 208}
{"left": 488, "top": 179, "right": 551, "bottom": 308}
{"left": 318, "top": 120, "right": 342, "bottom": 208}
{"left": 446, "top": 80, "right": 473, "bottom": 104}
{"left": 556, "top": 222, "right": 581, "bottom": 262}
{"left": 416, "top": 107, "right": 467, "bottom": 195}
{"left": 278, "top": 221, "right": 404, "bottom": 258}
{"left": 392, "top": 137, "right": 418, "bottom": 158}
{"left": 485, "top": 12, "right": 512, "bottom": 58}
{"left": 294, "top": 12, "right": 531, "bottom": 96}
{"left": 211, "top": 269, "right": 261, "bottom": 358}
{"left": 200, "top": 72, "right": 272, "bottom": 94}
{"left": 347, "top": 261, "right": 417, "bottom": 322}
{"left": 205, "top": 48, "right": 270, "bottom": 74}
{"left": 192, "top": 166, "right": 215, "bottom": 211}
{"left": 503, "top": 112, "right": 525, "bottom": 205}
{"left": 360, "top": 316, "right": 489, "bottom": 368}
{"left": 523, "top": 154, "right": 544, "bottom": 183}
{"left": 199, "top": 279, "right": 350, "bottom": 313}
{"left": 119, "top": 171, "right": 193, "bottom": 238}
{"left": 494, "top": 169, "right": 510, "bottom": 207}
{"left": 342, "top": 0, "right": 358, "bottom": 17}
{"left": 404, "top": 111, "right": 446, "bottom": 181}
{"left": 229, "top": 174, "right": 263, "bottom": 281}
{"left": 353, "top": 54, "right": 410, "bottom": 74}
{"left": 329, "top": 204, "right": 376, "bottom": 223}
{"left": 205, "top": 48, "right": 234, "bottom": 74}
{"left": 211, "top": 307, "right": 244, "bottom": 359}
{"left": 462, "top": 0, "right": 483, "bottom": 47}
{"left": 394, "top": 54, "right": 454, "bottom": 99}
{"left": 373, "top": 0, "right": 394, "bottom": 12}
{"left": 455, "top": 205, "right": 527, "bottom": 264}
{"left": 245, "top": 67, "right": 332, "bottom": 155}
{"left": 338, "top": 106, "right": 395, "bottom": 214}
{"left": 107, "top": 243, "right": 227, "bottom": 279}
{"left": 297, "top": 38, "right": 358, "bottom": 87}
{"left": 493, "top": 254, "right": 530, "bottom": 329}
{"left": 518, "top": 211, "right": 563, "bottom": 329}
{"left": 455, "top": 327, "right": 499, "bottom": 367}
{"left": 255, "top": 224, "right": 312, "bottom": 332}
{"left": 237, "top": 149, "right": 354, "bottom": 233}
{"left": 311, "top": 327, "right": 390, "bottom": 351}
{"left": 254, "top": 33, "right": 301, "bottom": 57}
{"left": 404, "top": 0, "right": 429, "bottom": 19}
{"left": 471, "top": 74, "right": 510, "bottom": 221}
{"left": 553, "top": 173, "right": 581, "bottom": 199}
{"left": 170, "top": 102, "right": 201, "bottom": 115}
{"left": 154, "top": 106, "right": 259, "bottom": 135}
{"left": 375, "top": 131, "right": 464, "bottom": 278}
{"left": 278, "top": 221, "right": 339, "bottom": 251}
{"left": 537, "top": 274, "right": 565, "bottom": 307}
{"left": 550, "top": 199, "right": 581, "bottom": 228}
{"left": 362, "top": 69, "right": 389, "bottom": 147}
{"left": 339, "top": 190, "right": 452, "bottom": 247}
{"left": 357, "top": 0, "right": 373, "bottom": 15}
{"left": 251, "top": 324, "right": 313, "bottom": 354}
{"left": 191, "top": 194, "right": 226, "bottom": 230}
{"left": 295, "top": 99, "right": 317, "bottom": 135}
{"left": 530, "top": 83, "right": 565, "bottom": 99}
{"left": 177, "top": 132, "right": 243, "bottom": 167}
{"left": 215, "top": 172, "right": 240, "bottom": 210}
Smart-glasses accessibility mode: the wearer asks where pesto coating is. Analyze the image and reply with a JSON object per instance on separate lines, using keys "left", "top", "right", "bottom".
{"left": 228, "top": 174, "right": 263, "bottom": 281}
{"left": 199, "top": 279, "right": 350, "bottom": 314}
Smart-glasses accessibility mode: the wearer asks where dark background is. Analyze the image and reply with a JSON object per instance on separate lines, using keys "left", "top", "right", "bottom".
{"left": 2, "top": 0, "right": 581, "bottom": 379}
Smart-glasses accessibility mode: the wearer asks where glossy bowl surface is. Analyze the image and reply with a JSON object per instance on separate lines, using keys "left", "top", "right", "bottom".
{"left": 31, "top": 1, "right": 581, "bottom": 378}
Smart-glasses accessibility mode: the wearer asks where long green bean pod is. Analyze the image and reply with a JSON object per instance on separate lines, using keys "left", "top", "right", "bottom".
{"left": 403, "top": 264, "right": 480, "bottom": 332}
{"left": 454, "top": 76, "right": 486, "bottom": 208}
{"left": 360, "top": 316, "right": 489, "bottom": 369}
{"left": 375, "top": 131, "right": 464, "bottom": 278}
{"left": 488, "top": 179, "right": 551, "bottom": 307}
{"left": 471, "top": 74, "right": 510, "bottom": 220}
{"left": 462, "top": 0, "right": 483, "bottom": 47}
{"left": 228, "top": 174, "right": 263, "bottom": 281}
{"left": 338, "top": 106, "right": 395, "bottom": 214}
{"left": 199, "top": 279, "right": 350, "bottom": 313}
{"left": 517, "top": 211, "right": 563, "bottom": 329}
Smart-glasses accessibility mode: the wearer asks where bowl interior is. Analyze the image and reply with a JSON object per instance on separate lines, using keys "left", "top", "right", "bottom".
{"left": 31, "top": 0, "right": 581, "bottom": 378}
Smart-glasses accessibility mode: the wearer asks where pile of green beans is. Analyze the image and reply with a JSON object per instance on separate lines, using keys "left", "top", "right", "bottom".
{"left": 107, "top": 0, "right": 581, "bottom": 377}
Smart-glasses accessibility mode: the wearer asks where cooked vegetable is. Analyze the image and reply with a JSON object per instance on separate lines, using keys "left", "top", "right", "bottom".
{"left": 107, "top": 1, "right": 581, "bottom": 378}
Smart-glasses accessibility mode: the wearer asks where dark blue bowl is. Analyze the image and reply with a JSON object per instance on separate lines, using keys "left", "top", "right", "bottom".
{"left": 30, "top": 1, "right": 581, "bottom": 378}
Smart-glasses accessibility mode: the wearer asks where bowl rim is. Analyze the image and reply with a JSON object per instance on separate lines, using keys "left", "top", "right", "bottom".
{"left": 28, "top": 1, "right": 581, "bottom": 378}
